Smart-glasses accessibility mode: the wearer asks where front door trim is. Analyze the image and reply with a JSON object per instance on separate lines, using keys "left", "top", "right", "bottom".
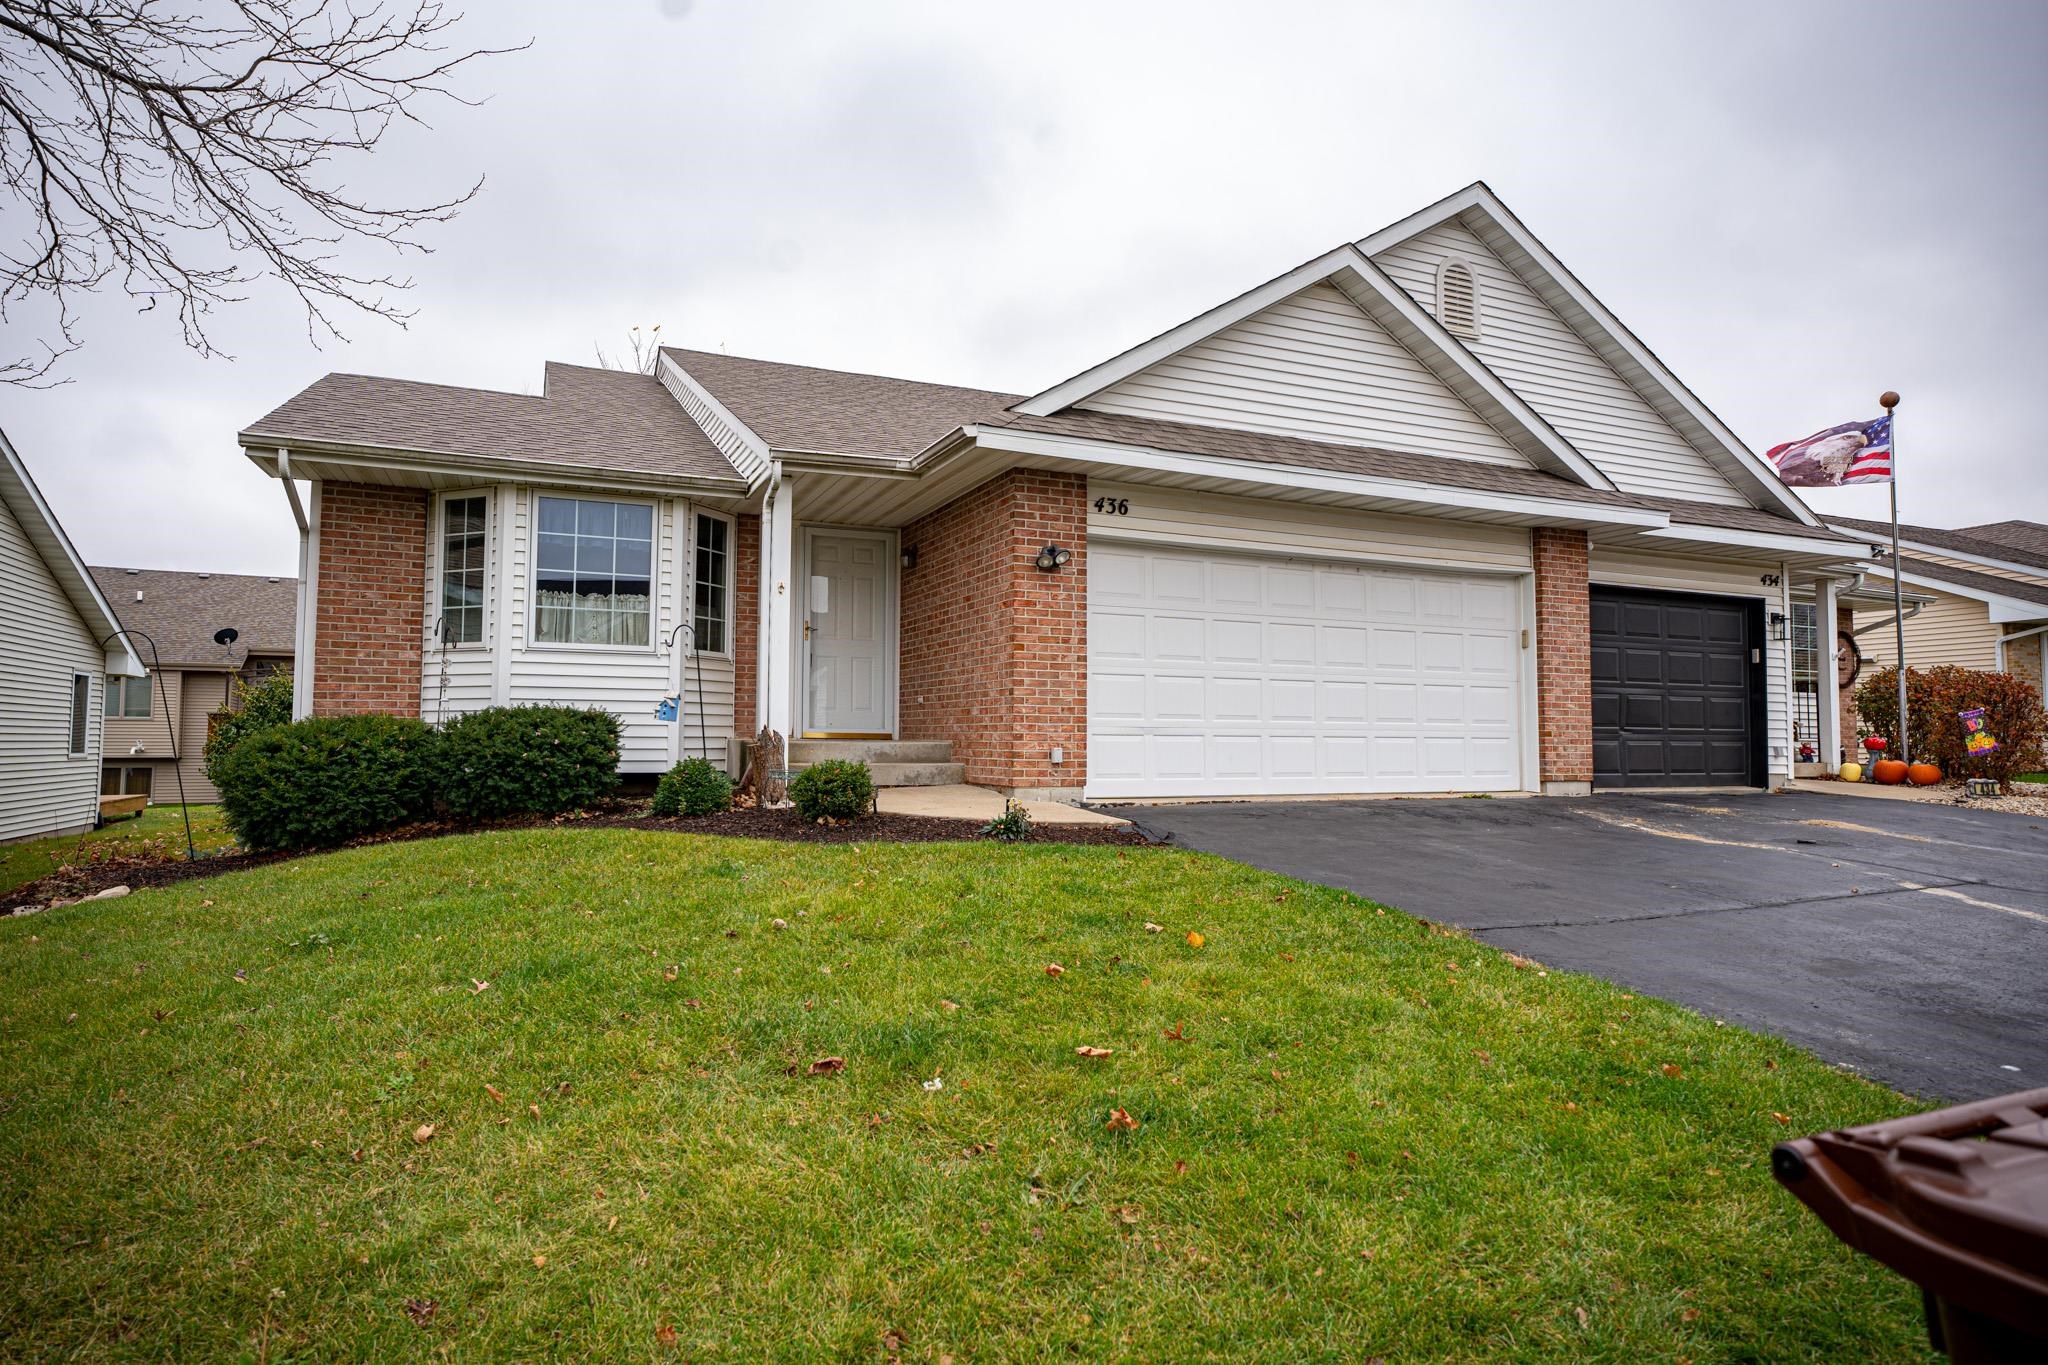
{"left": 797, "top": 525, "right": 899, "bottom": 739}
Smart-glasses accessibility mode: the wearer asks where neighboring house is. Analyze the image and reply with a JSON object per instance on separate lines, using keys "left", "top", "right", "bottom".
{"left": 1816, "top": 514, "right": 2048, "bottom": 720}
{"left": 239, "top": 183, "right": 1882, "bottom": 800}
{"left": 87, "top": 567, "right": 298, "bottom": 804}
{"left": 0, "top": 431, "right": 144, "bottom": 842}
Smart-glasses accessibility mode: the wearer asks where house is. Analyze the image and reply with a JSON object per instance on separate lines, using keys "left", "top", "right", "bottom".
{"left": 239, "top": 183, "right": 1883, "bottom": 801}
{"left": 87, "top": 567, "right": 298, "bottom": 804}
{"left": 0, "top": 431, "right": 144, "bottom": 842}
{"left": 1821, "top": 518, "right": 2048, "bottom": 717}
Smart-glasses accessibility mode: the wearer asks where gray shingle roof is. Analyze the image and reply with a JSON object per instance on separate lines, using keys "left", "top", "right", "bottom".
{"left": 662, "top": 348, "right": 1020, "bottom": 456}
{"left": 1883, "top": 554, "right": 2048, "bottom": 614}
{"left": 242, "top": 363, "right": 747, "bottom": 484}
{"left": 1829, "top": 515, "right": 2048, "bottom": 573}
{"left": 89, "top": 566, "right": 298, "bottom": 669}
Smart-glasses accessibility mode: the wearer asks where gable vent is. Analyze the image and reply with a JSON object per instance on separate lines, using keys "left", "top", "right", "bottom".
{"left": 1437, "top": 259, "right": 1480, "bottom": 340}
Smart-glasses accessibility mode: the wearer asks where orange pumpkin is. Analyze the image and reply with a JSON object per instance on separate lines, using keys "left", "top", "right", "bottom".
{"left": 1873, "top": 759, "right": 1909, "bottom": 785}
{"left": 1907, "top": 763, "right": 1943, "bottom": 786}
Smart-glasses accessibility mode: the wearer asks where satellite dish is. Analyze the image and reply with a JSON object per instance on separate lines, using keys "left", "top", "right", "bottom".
{"left": 213, "top": 627, "right": 240, "bottom": 647}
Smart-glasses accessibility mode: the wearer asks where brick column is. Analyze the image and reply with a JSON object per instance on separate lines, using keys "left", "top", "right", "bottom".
{"left": 312, "top": 482, "right": 428, "bottom": 717}
{"left": 1532, "top": 527, "right": 1592, "bottom": 794}
{"left": 732, "top": 512, "right": 761, "bottom": 740}
{"left": 900, "top": 470, "right": 1087, "bottom": 798}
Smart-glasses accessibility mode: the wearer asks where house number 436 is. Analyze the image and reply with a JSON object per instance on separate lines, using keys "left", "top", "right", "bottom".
{"left": 1093, "top": 497, "right": 1130, "bottom": 516}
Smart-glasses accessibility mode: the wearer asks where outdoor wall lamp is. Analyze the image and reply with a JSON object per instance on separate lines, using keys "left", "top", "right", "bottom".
{"left": 1769, "top": 611, "right": 1789, "bottom": 642}
{"left": 1034, "top": 543, "right": 1072, "bottom": 572}
{"left": 901, "top": 544, "right": 917, "bottom": 570}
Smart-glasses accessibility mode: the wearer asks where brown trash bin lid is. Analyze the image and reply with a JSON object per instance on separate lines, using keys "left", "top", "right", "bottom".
{"left": 1773, "top": 1086, "right": 2048, "bottom": 1338}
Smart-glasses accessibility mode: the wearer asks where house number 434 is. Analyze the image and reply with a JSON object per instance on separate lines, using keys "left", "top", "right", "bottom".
{"left": 1093, "top": 497, "right": 1130, "bottom": 516}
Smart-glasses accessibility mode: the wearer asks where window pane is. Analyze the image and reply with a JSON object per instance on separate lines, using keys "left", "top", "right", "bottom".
{"left": 616, "top": 537, "right": 651, "bottom": 578}
{"left": 537, "top": 532, "right": 574, "bottom": 572}
{"left": 127, "top": 765, "right": 152, "bottom": 797}
{"left": 126, "top": 677, "right": 151, "bottom": 718}
{"left": 617, "top": 503, "right": 653, "bottom": 540}
{"left": 70, "top": 676, "right": 89, "bottom": 753}
{"left": 576, "top": 500, "right": 616, "bottom": 537}
{"left": 699, "top": 514, "right": 728, "bottom": 558}
{"left": 575, "top": 536, "right": 614, "bottom": 575}
{"left": 538, "top": 496, "right": 575, "bottom": 535}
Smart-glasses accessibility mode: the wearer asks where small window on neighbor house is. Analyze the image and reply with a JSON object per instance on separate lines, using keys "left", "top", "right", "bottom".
{"left": 69, "top": 675, "right": 90, "bottom": 755}
{"left": 1438, "top": 259, "right": 1480, "bottom": 340}
{"left": 693, "top": 513, "right": 730, "bottom": 654}
{"left": 440, "top": 494, "right": 488, "bottom": 644}
{"left": 104, "top": 673, "right": 150, "bottom": 719}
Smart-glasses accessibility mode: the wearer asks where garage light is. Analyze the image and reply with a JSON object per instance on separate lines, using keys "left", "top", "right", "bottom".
{"left": 1035, "top": 543, "right": 1072, "bottom": 572}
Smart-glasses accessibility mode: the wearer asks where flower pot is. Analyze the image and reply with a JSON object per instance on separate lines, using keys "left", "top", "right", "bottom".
{"left": 1907, "top": 763, "right": 1943, "bottom": 787}
{"left": 1873, "top": 759, "right": 1909, "bottom": 786}
{"left": 1838, "top": 762, "right": 1864, "bottom": 783}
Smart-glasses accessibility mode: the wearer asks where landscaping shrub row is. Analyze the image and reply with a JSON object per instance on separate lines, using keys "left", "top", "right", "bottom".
{"left": 1853, "top": 664, "right": 2047, "bottom": 786}
{"left": 210, "top": 704, "right": 623, "bottom": 851}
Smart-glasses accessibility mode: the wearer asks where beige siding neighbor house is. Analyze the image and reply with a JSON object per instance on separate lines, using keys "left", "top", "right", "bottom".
{"left": 88, "top": 568, "right": 297, "bottom": 804}
{"left": 0, "top": 431, "right": 144, "bottom": 842}
{"left": 239, "top": 183, "right": 1880, "bottom": 800}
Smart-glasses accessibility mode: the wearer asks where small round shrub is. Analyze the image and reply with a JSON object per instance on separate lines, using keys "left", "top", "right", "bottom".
{"left": 213, "top": 714, "right": 438, "bottom": 851}
{"left": 433, "top": 705, "right": 621, "bottom": 820}
{"left": 788, "top": 758, "right": 875, "bottom": 822}
{"left": 652, "top": 757, "right": 733, "bottom": 817}
{"left": 202, "top": 668, "right": 295, "bottom": 787}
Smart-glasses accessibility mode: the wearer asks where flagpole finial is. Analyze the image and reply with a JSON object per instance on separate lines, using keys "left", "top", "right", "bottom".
{"left": 1880, "top": 390, "right": 1900, "bottom": 410}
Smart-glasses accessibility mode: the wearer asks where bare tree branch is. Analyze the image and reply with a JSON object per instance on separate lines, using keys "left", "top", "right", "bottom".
{"left": 0, "top": 1, "right": 522, "bottom": 384}
{"left": 594, "top": 323, "right": 661, "bottom": 376}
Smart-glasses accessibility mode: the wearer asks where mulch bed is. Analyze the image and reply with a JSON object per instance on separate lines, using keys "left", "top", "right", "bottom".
{"left": 2, "top": 803, "right": 1152, "bottom": 917}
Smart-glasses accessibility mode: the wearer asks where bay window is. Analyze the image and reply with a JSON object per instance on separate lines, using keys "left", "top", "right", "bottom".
{"left": 693, "top": 512, "right": 731, "bottom": 654}
{"left": 535, "top": 495, "right": 654, "bottom": 646}
{"left": 439, "top": 494, "right": 488, "bottom": 645}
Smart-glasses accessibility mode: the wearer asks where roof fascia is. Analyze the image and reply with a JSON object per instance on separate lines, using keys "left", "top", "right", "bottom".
{"left": 1824, "top": 523, "right": 2048, "bottom": 582}
{"left": 1361, "top": 183, "right": 1823, "bottom": 527}
{"left": 241, "top": 441, "right": 748, "bottom": 499}
{"left": 964, "top": 424, "right": 1665, "bottom": 529}
{"left": 1635, "top": 522, "right": 1876, "bottom": 560}
{"left": 655, "top": 351, "right": 774, "bottom": 490}
{"left": 0, "top": 428, "right": 144, "bottom": 676}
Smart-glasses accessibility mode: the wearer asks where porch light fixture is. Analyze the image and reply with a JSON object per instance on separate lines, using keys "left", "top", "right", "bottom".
{"left": 1034, "top": 543, "right": 1072, "bottom": 572}
{"left": 1769, "top": 611, "right": 1788, "bottom": 642}
{"left": 901, "top": 544, "right": 917, "bottom": 570}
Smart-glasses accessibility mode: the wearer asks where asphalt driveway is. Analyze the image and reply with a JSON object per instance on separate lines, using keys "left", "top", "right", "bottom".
{"left": 1121, "top": 790, "right": 2048, "bottom": 1101}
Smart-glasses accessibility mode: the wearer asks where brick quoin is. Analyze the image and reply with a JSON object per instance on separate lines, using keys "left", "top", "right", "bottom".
{"left": 1532, "top": 527, "right": 1592, "bottom": 790}
{"left": 732, "top": 512, "right": 761, "bottom": 738}
{"left": 899, "top": 470, "right": 1087, "bottom": 795}
{"left": 313, "top": 482, "right": 428, "bottom": 717}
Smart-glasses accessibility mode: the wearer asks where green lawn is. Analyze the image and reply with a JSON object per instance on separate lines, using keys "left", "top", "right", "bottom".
{"left": 0, "top": 803, "right": 233, "bottom": 897}
{"left": 0, "top": 830, "right": 1931, "bottom": 1361}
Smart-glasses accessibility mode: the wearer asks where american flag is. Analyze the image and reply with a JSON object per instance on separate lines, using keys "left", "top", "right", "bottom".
{"left": 1767, "top": 416, "right": 1893, "bottom": 487}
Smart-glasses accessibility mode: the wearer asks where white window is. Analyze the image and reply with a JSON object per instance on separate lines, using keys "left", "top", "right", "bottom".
{"left": 534, "top": 495, "right": 655, "bottom": 646}
{"left": 105, "top": 673, "right": 151, "bottom": 719}
{"left": 1437, "top": 258, "right": 1481, "bottom": 340}
{"left": 693, "top": 512, "right": 732, "bottom": 654}
{"left": 69, "top": 674, "right": 90, "bottom": 755}
{"left": 439, "top": 493, "right": 488, "bottom": 645}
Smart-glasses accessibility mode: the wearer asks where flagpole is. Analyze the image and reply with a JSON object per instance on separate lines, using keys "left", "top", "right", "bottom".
{"left": 1881, "top": 389, "right": 1907, "bottom": 766}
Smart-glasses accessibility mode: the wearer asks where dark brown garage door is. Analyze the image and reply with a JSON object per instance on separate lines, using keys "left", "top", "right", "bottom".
{"left": 1590, "top": 587, "right": 1760, "bottom": 788}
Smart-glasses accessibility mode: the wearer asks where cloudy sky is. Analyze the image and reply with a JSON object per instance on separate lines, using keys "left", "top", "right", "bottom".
{"left": 6, "top": 0, "right": 2043, "bottom": 575}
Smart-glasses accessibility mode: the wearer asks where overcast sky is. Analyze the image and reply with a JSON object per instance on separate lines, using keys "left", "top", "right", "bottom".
{"left": 6, "top": 0, "right": 2043, "bottom": 576}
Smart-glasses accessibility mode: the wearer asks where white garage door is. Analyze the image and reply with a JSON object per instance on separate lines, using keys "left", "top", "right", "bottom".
{"left": 1087, "top": 544, "right": 1523, "bottom": 798}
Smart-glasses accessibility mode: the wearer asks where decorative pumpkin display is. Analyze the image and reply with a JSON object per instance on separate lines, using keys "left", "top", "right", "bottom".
{"left": 1838, "top": 762, "right": 1864, "bottom": 783}
{"left": 1907, "top": 763, "right": 1943, "bottom": 787}
{"left": 1872, "top": 759, "right": 1909, "bottom": 785}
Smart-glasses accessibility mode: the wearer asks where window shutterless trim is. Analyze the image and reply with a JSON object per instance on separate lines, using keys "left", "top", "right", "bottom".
{"left": 433, "top": 488, "right": 492, "bottom": 648}
{"left": 527, "top": 491, "right": 661, "bottom": 654}
{"left": 691, "top": 507, "right": 736, "bottom": 658}
{"left": 69, "top": 673, "right": 91, "bottom": 755}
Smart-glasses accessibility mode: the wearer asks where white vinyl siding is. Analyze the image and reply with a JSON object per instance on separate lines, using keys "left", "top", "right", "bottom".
{"left": 0, "top": 494, "right": 104, "bottom": 841}
{"left": 1081, "top": 284, "right": 1533, "bottom": 467}
{"left": 417, "top": 486, "right": 736, "bottom": 773}
{"left": 104, "top": 669, "right": 178, "bottom": 758}
{"left": 1590, "top": 548, "right": 1792, "bottom": 783}
{"left": 1854, "top": 585, "right": 2000, "bottom": 672}
{"left": 1086, "top": 483, "right": 1533, "bottom": 573}
{"left": 1375, "top": 223, "right": 1747, "bottom": 506}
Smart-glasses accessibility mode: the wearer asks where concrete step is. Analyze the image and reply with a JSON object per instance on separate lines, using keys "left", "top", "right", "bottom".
{"left": 864, "top": 762, "right": 967, "bottom": 788}
{"left": 788, "top": 739, "right": 953, "bottom": 765}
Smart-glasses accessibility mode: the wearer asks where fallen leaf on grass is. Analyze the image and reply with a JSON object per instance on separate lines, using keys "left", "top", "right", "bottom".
{"left": 1575, "top": 1305, "right": 1590, "bottom": 1330}
{"left": 528, "top": 1104, "right": 541, "bottom": 1120}
{"left": 484, "top": 1084, "right": 505, "bottom": 1104}
{"left": 1681, "top": 1308, "right": 1701, "bottom": 1323}
{"left": 1143, "top": 922, "right": 1163, "bottom": 934}
{"left": 1563, "top": 1101, "right": 1579, "bottom": 1113}
{"left": 1771, "top": 1111, "right": 1791, "bottom": 1125}
{"left": 882, "top": 1328, "right": 907, "bottom": 1352}
{"left": 662, "top": 966, "right": 679, "bottom": 982}
{"left": 412, "top": 1124, "right": 436, "bottom": 1144}
{"left": 1044, "top": 962, "right": 1065, "bottom": 977}
{"left": 1163, "top": 1022, "right": 1188, "bottom": 1041}
{"left": 771, "top": 918, "right": 788, "bottom": 931}
{"left": 939, "top": 999, "right": 960, "bottom": 1011}
{"left": 807, "top": 1056, "right": 846, "bottom": 1076}
{"left": 1473, "top": 1049, "right": 1493, "bottom": 1066}
{"left": 470, "top": 979, "right": 489, "bottom": 994}
{"left": 232, "top": 969, "right": 248, "bottom": 983}
{"left": 922, "top": 1076, "right": 945, "bottom": 1092}
{"left": 349, "top": 1148, "right": 364, "bottom": 1163}
{"left": 403, "top": 1297, "right": 438, "bottom": 1327}
{"left": 1186, "top": 932, "right": 1205, "bottom": 949}
{"left": 1075, "top": 1046, "right": 1113, "bottom": 1058}
{"left": 1174, "top": 1159, "right": 1188, "bottom": 1175}
{"left": 655, "top": 1322, "right": 679, "bottom": 1348}
{"left": 1661, "top": 1063, "right": 1684, "bottom": 1079}
{"left": 1114, "top": 1205, "right": 1141, "bottom": 1224}
{"left": 532, "top": 1254, "right": 546, "bottom": 1269}
{"left": 1105, "top": 1107, "right": 1139, "bottom": 1132}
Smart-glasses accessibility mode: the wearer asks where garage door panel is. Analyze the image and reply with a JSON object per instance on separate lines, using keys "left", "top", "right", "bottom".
{"left": 1592, "top": 587, "right": 1756, "bottom": 789}
{"left": 1087, "top": 544, "right": 1524, "bottom": 798}
{"left": 1094, "top": 549, "right": 1147, "bottom": 600}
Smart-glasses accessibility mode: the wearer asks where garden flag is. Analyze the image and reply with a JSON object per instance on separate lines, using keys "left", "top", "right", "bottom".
{"left": 1767, "top": 415, "right": 1894, "bottom": 486}
{"left": 1960, "top": 707, "right": 1999, "bottom": 757}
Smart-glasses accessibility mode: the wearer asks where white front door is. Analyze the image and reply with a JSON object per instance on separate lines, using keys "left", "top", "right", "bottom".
{"left": 1087, "top": 543, "right": 1522, "bottom": 798}
{"left": 802, "top": 529, "right": 894, "bottom": 736}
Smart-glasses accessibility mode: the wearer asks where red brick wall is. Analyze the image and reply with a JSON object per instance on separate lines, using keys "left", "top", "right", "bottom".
{"left": 899, "top": 470, "right": 1087, "bottom": 792}
{"left": 312, "top": 482, "right": 428, "bottom": 717}
{"left": 733, "top": 512, "right": 760, "bottom": 739}
{"left": 1532, "top": 528, "right": 1591, "bottom": 787}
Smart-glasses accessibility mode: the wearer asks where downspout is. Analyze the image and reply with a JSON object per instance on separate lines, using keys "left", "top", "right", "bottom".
{"left": 757, "top": 461, "right": 781, "bottom": 735}
{"left": 278, "top": 449, "right": 315, "bottom": 720}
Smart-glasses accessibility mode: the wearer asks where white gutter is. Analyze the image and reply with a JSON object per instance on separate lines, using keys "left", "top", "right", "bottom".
{"left": 280, "top": 448, "right": 318, "bottom": 721}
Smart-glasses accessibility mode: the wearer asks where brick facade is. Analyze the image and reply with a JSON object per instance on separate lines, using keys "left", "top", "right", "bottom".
{"left": 2005, "top": 628, "right": 2044, "bottom": 701}
{"left": 1532, "top": 527, "right": 1592, "bottom": 790}
{"left": 312, "top": 481, "right": 428, "bottom": 717}
{"left": 899, "top": 470, "right": 1088, "bottom": 795}
{"left": 733, "top": 512, "right": 760, "bottom": 739}
{"left": 1837, "top": 600, "right": 1861, "bottom": 759}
